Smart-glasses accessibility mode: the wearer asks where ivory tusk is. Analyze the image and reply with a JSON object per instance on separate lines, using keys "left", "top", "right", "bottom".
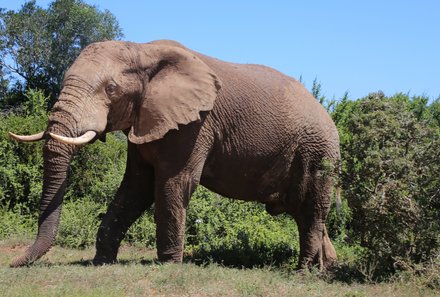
{"left": 9, "top": 131, "right": 45, "bottom": 142}
{"left": 49, "top": 131, "right": 97, "bottom": 145}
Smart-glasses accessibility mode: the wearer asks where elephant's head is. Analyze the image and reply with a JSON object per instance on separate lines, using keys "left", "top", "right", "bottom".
{"left": 9, "top": 40, "right": 221, "bottom": 267}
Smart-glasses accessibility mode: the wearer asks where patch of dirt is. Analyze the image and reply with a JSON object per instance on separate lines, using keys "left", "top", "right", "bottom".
{"left": 0, "top": 245, "right": 27, "bottom": 254}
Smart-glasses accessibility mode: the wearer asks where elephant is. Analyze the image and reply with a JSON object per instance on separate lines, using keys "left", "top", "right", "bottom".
{"left": 9, "top": 39, "right": 340, "bottom": 269}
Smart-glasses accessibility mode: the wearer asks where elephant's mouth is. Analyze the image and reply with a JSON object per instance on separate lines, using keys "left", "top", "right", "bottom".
{"left": 98, "top": 133, "right": 107, "bottom": 143}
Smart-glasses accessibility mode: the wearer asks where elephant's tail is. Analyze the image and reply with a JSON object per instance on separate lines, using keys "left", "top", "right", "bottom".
{"left": 335, "top": 186, "right": 342, "bottom": 212}
{"left": 334, "top": 159, "right": 342, "bottom": 213}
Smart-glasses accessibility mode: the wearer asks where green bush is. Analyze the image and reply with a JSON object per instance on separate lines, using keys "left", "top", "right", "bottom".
{"left": 335, "top": 93, "right": 440, "bottom": 277}
{"left": 326, "top": 194, "right": 352, "bottom": 242}
{"left": 0, "top": 207, "right": 36, "bottom": 239}
{"left": 65, "top": 132, "right": 126, "bottom": 204}
{"left": 0, "top": 112, "right": 47, "bottom": 213}
{"left": 185, "top": 187, "right": 299, "bottom": 267}
{"left": 57, "top": 197, "right": 106, "bottom": 249}
{"left": 21, "top": 89, "right": 49, "bottom": 116}
{"left": 125, "top": 211, "right": 156, "bottom": 248}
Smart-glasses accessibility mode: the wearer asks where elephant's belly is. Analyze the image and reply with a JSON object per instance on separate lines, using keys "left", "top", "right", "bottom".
{"left": 200, "top": 156, "right": 291, "bottom": 203}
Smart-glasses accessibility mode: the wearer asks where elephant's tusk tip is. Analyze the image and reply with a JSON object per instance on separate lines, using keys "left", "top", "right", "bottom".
{"left": 9, "top": 131, "right": 45, "bottom": 142}
{"left": 8, "top": 132, "right": 18, "bottom": 139}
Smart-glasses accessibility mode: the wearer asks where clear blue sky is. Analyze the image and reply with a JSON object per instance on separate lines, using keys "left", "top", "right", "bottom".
{"left": 3, "top": 0, "right": 440, "bottom": 100}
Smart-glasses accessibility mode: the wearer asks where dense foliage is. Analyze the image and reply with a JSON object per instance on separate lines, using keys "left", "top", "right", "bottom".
{"left": 334, "top": 93, "right": 440, "bottom": 277}
{"left": 185, "top": 187, "right": 298, "bottom": 267}
{"left": 0, "top": 89, "right": 48, "bottom": 213}
{"left": 0, "top": 0, "right": 123, "bottom": 107}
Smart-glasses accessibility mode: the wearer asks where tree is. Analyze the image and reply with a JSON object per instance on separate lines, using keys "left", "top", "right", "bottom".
{"left": 0, "top": 67, "right": 8, "bottom": 103}
{"left": 0, "top": 0, "right": 123, "bottom": 107}
{"left": 0, "top": 11, "right": 9, "bottom": 102}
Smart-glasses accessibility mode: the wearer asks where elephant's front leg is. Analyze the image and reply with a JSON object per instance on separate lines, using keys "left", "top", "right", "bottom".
{"left": 93, "top": 153, "right": 154, "bottom": 265}
{"left": 154, "top": 173, "right": 197, "bottom": 262}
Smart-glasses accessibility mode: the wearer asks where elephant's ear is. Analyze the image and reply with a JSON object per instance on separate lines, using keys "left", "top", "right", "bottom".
{"left": 128, "top": 44, "right": 221, "bottom": 144}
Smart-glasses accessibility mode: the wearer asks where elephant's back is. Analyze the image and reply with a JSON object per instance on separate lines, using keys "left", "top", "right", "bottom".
{"left": 196, "top": 52, "right": 337, "bottom": 148}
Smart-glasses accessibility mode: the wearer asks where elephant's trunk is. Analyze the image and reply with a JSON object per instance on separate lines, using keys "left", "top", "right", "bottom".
{"left": 10, "top": 123, "right": 75, "bottom": 267}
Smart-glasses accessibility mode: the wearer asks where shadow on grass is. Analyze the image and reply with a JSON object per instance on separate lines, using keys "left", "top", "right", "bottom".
{"left": 26, "top": 250, "right": 369, "bottom": 285}
{"left": 323, "top": 263, "right": 367, "bottom": 284}
{"left": 182, "top": 247, "right": 296, "bottom": 270}
{"left": 66, "top": 258, "right": 160, "bottom": 267}
{"left": 65, "top": 253, "right": 292, "bottom": 270}
{"left": 184, "top": 255, "right": 371, "bottom": 285}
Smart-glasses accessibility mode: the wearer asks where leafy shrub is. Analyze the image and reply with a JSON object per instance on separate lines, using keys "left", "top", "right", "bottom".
{"left": 185, "top": 187, "right": 299, "bottom": 267}
{"left": 326, "top": 194, "right": 352, "bottom": 242}
{"left": 125, "top": 211, "right": 156, "bottom": 248}
{"left": 0, "top": 207, "right": 36, "bottom": 239}
{"left": 65, "top": 132, "right": 127, "bottom": 204}
{"left": 390, "top": 259, "right": 440, "bottom": 290}
{"left": 57, "top": 197, "right": 106, "bottom": 249}
{"left": 0, "top": 111, "right": 47, "bottom": 213}
{"left": 336, "top": 93, "right": 440, "bottom": 277}
{"left": 21, "top": 89, "right": 49, "bottom": 116}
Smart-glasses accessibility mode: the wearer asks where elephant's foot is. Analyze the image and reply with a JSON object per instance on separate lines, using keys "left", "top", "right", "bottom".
{"left": 157, "top": 249, "right": 183, "bottom": 263}
{"left": 92, "top": 254, "right": 117, "bottom": 266}
{"left": 92, "top": 248, "right": 118, "bottom": 266}
{"left": 297, "top": 250, "right": 322, "bottom": 271}
{"left": 296, "top": 226, "right": 336, "bottom": 271}
{"left": 297, "top": 233, "right": 337, "bottom": 270}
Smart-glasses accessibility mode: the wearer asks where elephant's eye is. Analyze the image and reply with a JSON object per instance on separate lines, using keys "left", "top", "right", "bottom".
{"left": 105, "top": 83, "right": 117, "bottom": 96}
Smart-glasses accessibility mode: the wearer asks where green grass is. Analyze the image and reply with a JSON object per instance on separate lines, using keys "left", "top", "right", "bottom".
{"left": 0, "top": 238, "right": 438, "bottom": 297}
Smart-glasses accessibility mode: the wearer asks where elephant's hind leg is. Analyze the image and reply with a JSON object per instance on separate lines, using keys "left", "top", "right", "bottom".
{"left": 93, "top": 148, "right": 154, "bottom": 265}
{"left": 288, "top": 162, "right": 337, "bottom": 270}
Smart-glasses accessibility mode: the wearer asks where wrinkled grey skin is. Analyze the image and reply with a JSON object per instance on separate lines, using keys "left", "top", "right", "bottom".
{"left": 11, "top": 40, "right": 339, "bottom": 269}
